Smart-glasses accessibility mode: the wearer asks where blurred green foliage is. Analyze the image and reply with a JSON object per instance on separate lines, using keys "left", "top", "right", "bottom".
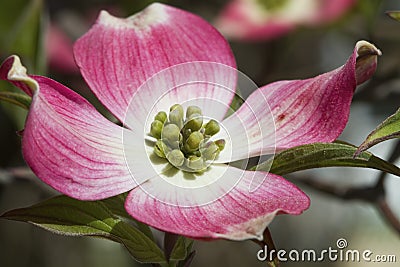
{"left": 0, "top": 0, "right": 46, "bottom": 73}
{"left": 0, "top": 0, "right": 44, "bottom": 135}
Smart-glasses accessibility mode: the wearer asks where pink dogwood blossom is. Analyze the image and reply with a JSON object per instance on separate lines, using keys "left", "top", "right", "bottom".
{"left": 216, "top": 0, "right": 357, "bottom": 41}
{"left": 0, "top": 3, "right": 379, "bottom": 240}
{"left": 46, "top": 24, "right": 79, "bottom": 74}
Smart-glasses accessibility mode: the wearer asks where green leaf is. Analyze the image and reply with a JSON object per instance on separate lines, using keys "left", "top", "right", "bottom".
{"left": 101, "top": 193, "right": 131, "bottom": 218}
{"left": 0, "top": 91, "right": 31, "bottom": 109}
{"left": 178, "top": 251, "right": 196, "bottom": 267}
{"left": 355, "top": 108, "right": 400, "bottom": 156}
{"left": 387, "top": 11, "right": 400, "bottom": 21}
{"left": 169, "top": 236, "right": 188, "bottom": 261}
{"left": 135, "top": 221, "right": 156, "bottom": 242}
{"left": 177, "top": 240, "right": 195, "bottom": 267}
{"left": 101, "top": 193, "right": 155, "bottom": 241}
{"left": 226, "top": 93, "right": 244, "bottom": 117}
{"left": 253, "top": 142, "right": 400, "bottom": 177}
{"left": 1, "top": 195, "right": 166, "bottom": 264}
{"left": 225, "top": 87, "right": 245, "bottom": 118}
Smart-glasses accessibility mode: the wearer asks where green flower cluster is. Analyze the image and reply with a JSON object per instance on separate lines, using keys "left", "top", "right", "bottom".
{"left": 150, "top": 104, "right": 225, "bottom": 172}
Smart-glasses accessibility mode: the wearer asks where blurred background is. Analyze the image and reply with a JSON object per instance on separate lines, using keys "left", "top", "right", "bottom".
{"left": 1, "top": 0, "right": 400, "bottom": 266}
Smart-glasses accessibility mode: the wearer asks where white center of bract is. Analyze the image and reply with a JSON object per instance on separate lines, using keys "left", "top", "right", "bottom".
{"left": 121, "top": 62, "right": 261, "bottom": 206}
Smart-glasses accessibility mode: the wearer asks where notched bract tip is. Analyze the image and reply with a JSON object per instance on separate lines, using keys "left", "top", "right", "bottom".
{"left": 97, "top": 3, "right": 168, "bottom": 30}
{"left": 0, "top": 55, "right": 38, "bottom": 95}
{"left": 356, "top": 40, "right": 382, "bottom": 57}
{"left": 355, "top": 41, "right": 381, "bottom": 85}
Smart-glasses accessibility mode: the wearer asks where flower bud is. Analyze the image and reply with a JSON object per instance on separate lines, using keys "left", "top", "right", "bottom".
{"left": 186, "top": 106, "right": 202, "bottom": 119}
{"left": 185, "top": 131, "right": 204, "bottom": 152}
{"left": 186, "top": 155, "right": 205, "bottom": 171}
{"left": 166, "top": 149, "right": 185, "bottom": 167}
{"left": 150, "top": 120, "right": 163, "bottom": 139}
{"left": 169, "top": 108, "right": 184, "bottom": 129}
{"left": 184, "top": 114, "right": 203, "bottom": 132}
{"left": 162, "top": 124, "right": 180, "bottom": 144}
{"left": 154, "top": 111, "right": 167, "bottom": 123}
{"left": 154, "top": 140, "right": 168, "bottom": 158}
{"left": 204, "top": 119, "right": 220, "bottom": 136}
{"left": 200, "top": 141, "right": 220, "bottom": 161}
{"left": 170, "top": 104, "right": 184, "bottom": 118}
{"left": 214, "top": 139, "right": 226, "bottom": 151}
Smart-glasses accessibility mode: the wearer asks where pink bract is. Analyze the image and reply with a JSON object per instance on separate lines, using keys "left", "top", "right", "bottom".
{"left": 0, "top": 3, "right": 380, "bottom": 240}
{"left": 215, "top": 0, "right": 357, "bottom": 41}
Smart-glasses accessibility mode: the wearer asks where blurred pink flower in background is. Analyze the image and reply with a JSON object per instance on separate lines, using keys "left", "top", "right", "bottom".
{"left": 46, "top": 24, "right": 79, "bottom": 74}
{"left": 215, "top": 0, "right": 357, "bottom": 41}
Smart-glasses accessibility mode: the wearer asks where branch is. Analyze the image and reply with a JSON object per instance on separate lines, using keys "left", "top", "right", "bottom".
{"left": 296, "top": 174, "right": 400, "bottom": 236}
{"left": 0, "top": 167, "right": 36, "bottom": 182}
{"left": 252, "top": 228, "right": 280, "bottom": 267}
{"left": 376, "top": 139, "right": 400, "bottom": 188}
{"left": 297, "top": 177, "right": 383, "bottom": 202}
{"left": 377, "top": 199, "right": 400, "bottom": 235}
{"left": 0, "top": 167, "right": 54, "bottom": 197}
